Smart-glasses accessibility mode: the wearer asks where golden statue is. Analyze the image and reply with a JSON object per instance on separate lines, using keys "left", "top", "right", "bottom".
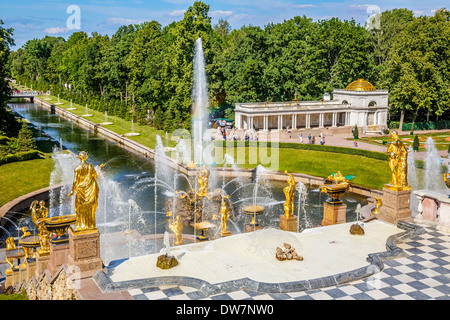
{"left": 283, "top": 171, "right": 296, "bottom": 218}
{"left": 67, "top": 151, "right": 104, "bottom": 232}
{"left": 30, "top": 200, "right": 51, "bottom": 255}
{"left": 5, "top": 237, "right": 16, "bottom": 251}
{"left": 219, "top": 201, "right": 231, "bottom": 236}
{"left": 444, "top": 173, "right": 450, "bottom": 198}
{"left": 372, "top": 196, "right": 383, "bottom": 215}
{"left": 326, "top": 171, "right": 349, "bottom": 185}
{"left": 168, "top": 215, "right": 184, "bottom": 245}
{"left": 5, "top": 237, "right": 17, "bottom": 274}
{"left": 386, "top": 131, "right": 410, "bottom": 190}
{"left": 196, "top": 165, "right": 210, "bottom": 198}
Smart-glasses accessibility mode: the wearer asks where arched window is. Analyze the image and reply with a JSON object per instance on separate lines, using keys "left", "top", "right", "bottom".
{"left": 342, "top": 100, "right": 348, "bottom": 105}
{"left": 368, "top": 101, "right": 377, "bottom": 107}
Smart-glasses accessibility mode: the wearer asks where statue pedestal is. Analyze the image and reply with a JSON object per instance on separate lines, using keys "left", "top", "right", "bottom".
{"left": 279, "top": 215, "right": 298, "bottom": 232}
{"left": 321, "top": 202, "right": 347, "bottom": 226}
{"left": 35, "top": 252, "right": 50, "bottom": 278}
{"left": 5, "top": 271, "right": 14, "bottom": 289}
{"left": 26, "top": 260, "right": 36, "bottom": 282}
{"left": 378, "top": 185, "right": 412, "bottom": 224}
{"left": 49, "top": 242, "right": 70, "bottom": 275}
{"left": 67, "top": 228, "right": 103, "bottom": 278}
{"left": 221, "top": 230, "right": 232, "bottom": 237}
{"left": 244, "top": 224, "right": 263, "bottom": 233}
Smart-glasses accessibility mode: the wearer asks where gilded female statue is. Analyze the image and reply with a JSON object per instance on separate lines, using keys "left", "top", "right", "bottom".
{"left": 386, "top": 131, "right": 409, "bottom": 189}
{"left": 283, "top": 171, "right": 296, "bottom": 218}
{"left": 67, "top": 151, "right": 104, "bottom": 232}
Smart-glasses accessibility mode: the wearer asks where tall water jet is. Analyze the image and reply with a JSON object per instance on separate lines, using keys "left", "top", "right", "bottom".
{"left": 407, "top": 146, "right": 420, "bottom": 215}
{"left": 192, "top": 38, "right": 209, "bottom": 166}
{"left": 425, "top": 137, "right": 446, "bottom": 192}
{"left": 296, "top": 181, "right": 309, "bottom": 231}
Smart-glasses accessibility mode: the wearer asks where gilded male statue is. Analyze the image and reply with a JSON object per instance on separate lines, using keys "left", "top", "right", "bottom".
{"left": 220, "top": 201, "right": 231, "bottom": 236}
{"left": 30, "top": 200, "right": 51, "bottom": 254}
{"left": 283, "top": 171, "right": 296, "bottom": 218}
{"left": 196, "top": 165, "right": 210, "bottom": 198}
{"left": 169, "top": 215, "right": 184, "bottom": 245}
{"left": 386, "top": 130, "right": 409, "bottom": 189}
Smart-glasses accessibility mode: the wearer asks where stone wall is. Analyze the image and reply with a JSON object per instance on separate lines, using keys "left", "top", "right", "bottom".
{"left": 25, "top": 264, "right": 80, "bottom": 300}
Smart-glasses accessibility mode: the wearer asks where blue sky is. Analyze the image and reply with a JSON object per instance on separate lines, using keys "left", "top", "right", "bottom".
{"left": 1, "top": 0, "right": 447, "bottom": 50}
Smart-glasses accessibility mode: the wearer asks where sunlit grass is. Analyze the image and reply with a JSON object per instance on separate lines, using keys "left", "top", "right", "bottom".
{"left": 36, "top": 94, "right": 170, "bottom": 149}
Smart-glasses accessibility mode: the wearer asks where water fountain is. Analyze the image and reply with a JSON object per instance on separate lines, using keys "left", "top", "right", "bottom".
{"left": 67, "top": 99, "right": 77, "bottom": 111}
{"left": 192, "top": 38, "right": 210, "bottom": 166}
{"left": 425, "top": 137, "right": 446, "bottom": 192}
{"left": 124, "top": 119, "right": 140, "bottom": 136}
{"left": 55, "top": 94, "right": 63, "bottom": 105}
{"left": 100, "top": 110, "right": 113, "bottom": 126}
{"left": 82, "top": 104, "right": 93, "bottom": 117}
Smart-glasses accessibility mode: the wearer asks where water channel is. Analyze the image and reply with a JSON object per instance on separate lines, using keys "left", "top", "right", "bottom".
{"left": 2, "top": 101, "right": 367, "bottom": 264}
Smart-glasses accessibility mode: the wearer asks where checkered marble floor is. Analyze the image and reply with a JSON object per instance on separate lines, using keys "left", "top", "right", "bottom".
{"left": 128, "top": 225, "right": 450, "bottom": 300}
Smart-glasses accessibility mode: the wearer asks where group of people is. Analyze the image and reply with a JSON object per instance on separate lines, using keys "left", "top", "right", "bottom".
{"left": 298, "top": 133, "right": 326, "bottom": 145}
{"left": 216, "top": 126, "right": 258, "bottom": 142}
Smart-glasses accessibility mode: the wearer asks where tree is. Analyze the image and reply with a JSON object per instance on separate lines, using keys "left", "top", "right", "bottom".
{"left": 0, "top": 20, "right": 20, "bottom": 137}
{"left": 382, "top": 9, "right": 450, "bottom": 130}
{"left": 17, "top": 122, "right": 36, "bottom": 151}
{"left": 413, "top": 134, "right": 420, "bottom": 151}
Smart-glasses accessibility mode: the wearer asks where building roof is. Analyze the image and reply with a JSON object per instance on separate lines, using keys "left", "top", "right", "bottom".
{"left": 345, "top": 79, "right": 376, "bottom": 91}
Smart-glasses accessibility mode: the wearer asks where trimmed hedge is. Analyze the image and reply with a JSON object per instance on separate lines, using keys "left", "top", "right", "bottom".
{"left": 0, "top": 150, "right": 40, "bottom": 166}
{"left": 402, "top": 120, "right": 450, "bottom": 131}
{"left": 214, "top": 140, "right": 388, "bottom": 161}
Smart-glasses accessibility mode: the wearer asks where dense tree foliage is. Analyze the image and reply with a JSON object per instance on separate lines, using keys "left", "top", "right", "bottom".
{"left": 0, "top": 19, "right": 20, "bottom": 137}
{"left": 6, "top": 2, "right": 450, "bottom": 132}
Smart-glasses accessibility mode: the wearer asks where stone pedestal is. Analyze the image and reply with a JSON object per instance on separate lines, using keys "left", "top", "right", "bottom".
{"left": 321, "top": 202, "right": 347, "bottom": 226}
{"left": 221, "top": 230, "right": 232, "bottom": 237}
{"left": 244, "top": 224, "right": 263, "bottom": 233}
{"left": 49, "top": 243, "right": 70, "bottom": 275}
{"left": 279, "top": 215, "right": 298, "bottom": 232}
{"left": 26, "top": 261, "right": 36, "bottom": 282}
{"left": 378, "top": 186, "right": 412, "bottom": 224}
{"left": 18, "top": 264, "right": 27, "bottom": 284}
{"left": 35, "top": 252, "right": 50, "bottom": 278}
{"left": 67, "top": 228, "right": 103, "bottom": 278}
{"left": 5, "top": 272, "right": 14, "bottom": 289}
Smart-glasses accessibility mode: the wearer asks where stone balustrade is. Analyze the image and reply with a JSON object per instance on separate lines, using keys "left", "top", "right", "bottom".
{"left": 413, "top": 190, "right": 450, "bottom": 233}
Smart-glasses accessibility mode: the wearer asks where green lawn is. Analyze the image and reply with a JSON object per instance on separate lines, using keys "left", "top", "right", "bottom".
{"left": 356, "top": 131, "right": 450, "bottom": 152}
{"left": 36, "top": 94, "right": 171, "bottom": 149}
{"left": 0, "top": 156, "right": 54, "bottom": 207}
{"left": 0, "top": 130, "right": 57, "bottom": 207}
{"left": 6, "top": 85, "right": 392, "bottom": 194}
{"left": 215, "top": 146, "right": 391, "bottom": 190}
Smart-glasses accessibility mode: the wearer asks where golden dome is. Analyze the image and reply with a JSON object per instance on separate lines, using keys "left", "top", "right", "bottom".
{"left": 345, "top": 79, "right": 376, "bottom": 91}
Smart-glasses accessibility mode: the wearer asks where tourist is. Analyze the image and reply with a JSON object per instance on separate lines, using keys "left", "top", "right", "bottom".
{"left": 354, "top": 141, "right": 358, "bottom": 148}
{"left": 311, "top": 136, "right": 315, "bottom": 144}
{"left": 441, "top": 156, "right": 445, "bottom": 165}
{"left": 299, "top": 133, "right": 303, "bottom": 144}
{"left": 308, "top": 134, "right": 311, "bottom": 144}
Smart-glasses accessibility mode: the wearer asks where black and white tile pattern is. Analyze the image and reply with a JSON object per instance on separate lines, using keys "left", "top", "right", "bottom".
{"left": 128, "top": 226, "right": 450, "bottom": 300}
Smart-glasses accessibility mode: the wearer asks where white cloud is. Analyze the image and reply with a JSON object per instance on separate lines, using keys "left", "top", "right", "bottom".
{"left": 44, "top": 27, "right": 70, "bottom": 34}
{"left": 210, "top": 10, "right": 234, "bottom": 18}
{"left": 168, "top": 9, "right": 187, "bottom": 16}
{"left": 292, "top": 4, "right": 318, "bottom": 9}
{"left": 349, "top": 4, "right": 372, "bottom": 10}
{"left": 106, "top": 17, "right": 147, "bottom": 25}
